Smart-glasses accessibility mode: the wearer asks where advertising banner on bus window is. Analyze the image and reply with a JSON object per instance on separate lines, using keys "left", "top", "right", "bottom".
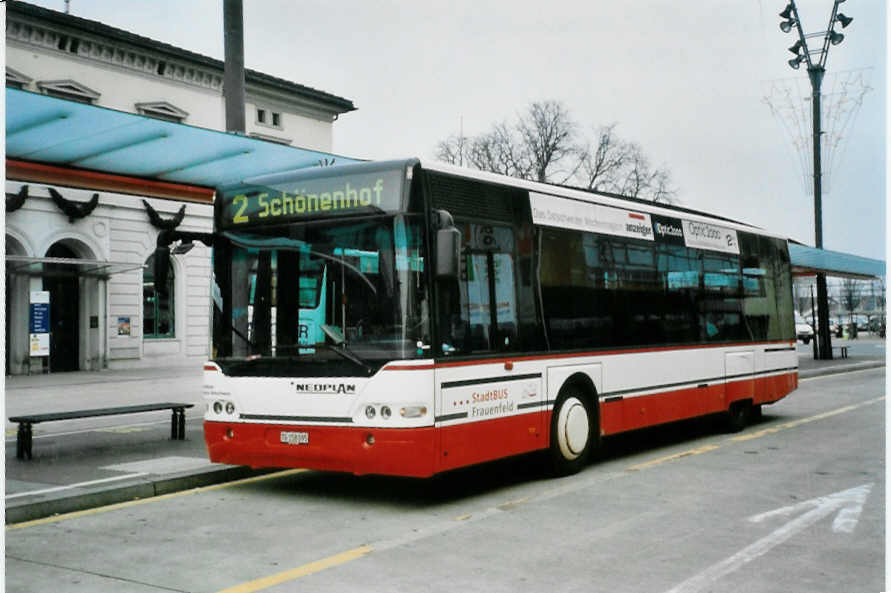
{"left": 681, "top": 220, "right": 740, "bottom": 255}
{"left": 651, "top": 215, "right": 686, "bottom": 246}
{"left": 531, "top": 191, "right": 741, "bottom": 255}
{"left": 529, "top": 192, "right": 654, "bottom": 242}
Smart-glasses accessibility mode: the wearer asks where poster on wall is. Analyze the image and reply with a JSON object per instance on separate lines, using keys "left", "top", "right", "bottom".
{"left": 29, "top": 291, "right": 50, "bottom": 357}
{"left": 118, "top": 317, "right": 131, "bottom": 336}
{"left": 29, "top": 333, "right": 50, "bottom": 357}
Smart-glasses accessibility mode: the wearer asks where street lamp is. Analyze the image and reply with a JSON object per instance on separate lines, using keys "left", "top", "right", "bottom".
{"left": 778, "top": 0, "right": 853, "bottom": 360}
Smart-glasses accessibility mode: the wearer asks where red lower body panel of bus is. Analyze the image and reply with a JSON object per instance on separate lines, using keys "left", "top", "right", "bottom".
{"left": 206, "top": 371, "right": 797, "bottom": 478}
{"left": 204, "top": 421, "right": 438, "bottom": 478}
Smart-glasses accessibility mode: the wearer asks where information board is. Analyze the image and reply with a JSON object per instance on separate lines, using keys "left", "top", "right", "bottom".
{"left": 29, "top": 291, "right": 50, "bottom": 357}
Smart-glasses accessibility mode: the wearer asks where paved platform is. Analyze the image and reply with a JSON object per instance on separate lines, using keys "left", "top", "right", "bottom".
{"left": 4, "top": 339, "right": 885, "bottom": 524}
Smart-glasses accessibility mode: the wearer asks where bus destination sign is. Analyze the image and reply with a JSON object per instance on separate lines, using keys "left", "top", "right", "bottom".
{"left": 221, "top": 167, "right": 405, "bottom": 228}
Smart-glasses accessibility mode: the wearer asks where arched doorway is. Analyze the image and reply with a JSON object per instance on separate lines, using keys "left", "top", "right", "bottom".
{"left": 44, "top": 242, "right": 80, "bottom": 372}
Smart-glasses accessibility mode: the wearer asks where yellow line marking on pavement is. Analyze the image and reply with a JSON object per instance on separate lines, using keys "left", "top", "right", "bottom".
{"left": 627, "top": 395, "right": 884, "bottom": 471}
{"left": 800, "top": 366, "right": 885, "bottom": 382}
{"left": 6, "top": 468, "right": 306, "bottom": 530}
{"left": 731, "top": 395, "right": 884, "bottom": 442}
{"left": 496, "top": 496, "right": 530, "bottom": 511}
{"left": 627, "top": 445, "right": 720, "bottom": 472}
{"left": 214, "top": 545, "right": 372, "bottom": 593}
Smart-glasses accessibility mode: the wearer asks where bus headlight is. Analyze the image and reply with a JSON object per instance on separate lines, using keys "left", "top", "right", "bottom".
{"left": 400, "top": 406, "right": 427, "bottom": 418}
{"left": 380, "top": 406, "right": 392, "bottom": 420}
{"left": 225, "top": 402, "right": 236, "bottom": 415}
{"left": 365, "top": 405, "right": 376, "bottom": 419}
{"left": 213, "top": 401, "right": 223, "bottom": 414}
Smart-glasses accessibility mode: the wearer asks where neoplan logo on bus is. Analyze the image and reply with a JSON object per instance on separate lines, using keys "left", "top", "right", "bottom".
{"left": 293, "top": 383, "right": 357, "bottom": 395}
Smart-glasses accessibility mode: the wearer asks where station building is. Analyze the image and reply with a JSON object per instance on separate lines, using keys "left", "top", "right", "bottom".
{"left": 5, "top": 0, "right": 356, "bottom": 374}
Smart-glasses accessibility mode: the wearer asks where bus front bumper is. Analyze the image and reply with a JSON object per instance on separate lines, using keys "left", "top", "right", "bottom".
{"left": 204, "top": 421, "right": 437, "bottom": 478}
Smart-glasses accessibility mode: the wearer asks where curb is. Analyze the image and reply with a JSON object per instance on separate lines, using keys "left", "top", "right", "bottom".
{"left": 798, "top": 360, "right": 885, "bottom": 379}
{"left": 6, "top": 464, "right": 274, "bottom": 525}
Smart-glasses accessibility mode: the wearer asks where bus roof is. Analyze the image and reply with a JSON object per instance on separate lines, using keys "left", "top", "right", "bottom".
{"left": 417, "top": 159, "right": 784, "bottom": 240}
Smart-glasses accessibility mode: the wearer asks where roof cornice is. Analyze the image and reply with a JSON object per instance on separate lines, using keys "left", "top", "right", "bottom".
{"left": 7, "top": 0, "right": 356, "bottom": 114}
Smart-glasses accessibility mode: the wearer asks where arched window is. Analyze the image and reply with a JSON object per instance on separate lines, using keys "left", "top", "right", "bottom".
{"left": 143, "top": 254, "right": 175, "bottom": 338}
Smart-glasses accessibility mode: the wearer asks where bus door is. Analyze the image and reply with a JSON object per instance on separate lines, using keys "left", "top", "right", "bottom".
{"left": 436, "top": 222, "right": 543, "bottom": 470}
{"left": 724, "top": 350, "right": 754, "bottom": 409}
{"left": 298, "top": 267, "right": 326, "bottom": 347}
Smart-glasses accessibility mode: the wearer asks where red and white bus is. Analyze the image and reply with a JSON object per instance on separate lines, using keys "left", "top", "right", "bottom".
{"left": 178, "top": 159, "right": 797, "bottom": 477}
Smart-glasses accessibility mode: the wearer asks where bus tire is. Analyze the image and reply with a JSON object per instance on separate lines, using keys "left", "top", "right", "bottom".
{"left": 751, "top": 404, "right": 763, "bottom": 421}
{"left": 725, "top": 400, "right": 751, "bottom": 433}
{"left": 549, "top": 390, "right": 595, "bottom": 476}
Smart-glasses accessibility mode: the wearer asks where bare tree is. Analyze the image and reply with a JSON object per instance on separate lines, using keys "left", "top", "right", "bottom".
{"left": 614, "top": 143, "right": 677, "bottom": 203}
{"left": 517, "top": 100, "right": 580, "bottom": 183}
{"left": 840, "top": 278, "right": 860, "bottom": 314}
{"left": 435, "top": 133, "right": 469, "bottom": 166}
{"left": 578, "top": 123, "right": 630, "bottom": 192}
{"left": 793, "top": 280, "right": 814, "bottom": 316}
{"left": 648, "top": 168, "right": 677, "bottom": 204}
{"left": 434, "top": 100, "right": 677, "bottom": 203}
{"left": 618, "top": 142, "right": 650, "bottom": 198}
{"left": 840, "top": 278, "right": 862, "bottom": 335}
{"left": 467, "top": 122, "right": 531, "bottom": 179}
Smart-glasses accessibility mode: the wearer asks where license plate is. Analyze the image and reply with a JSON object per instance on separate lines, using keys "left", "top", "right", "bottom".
{"left": 280, "top": 431, "right": 309, "bottom": 445}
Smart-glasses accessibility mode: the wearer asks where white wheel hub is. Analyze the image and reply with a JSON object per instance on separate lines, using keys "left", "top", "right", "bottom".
{"left": 556, "top": 397, "right": 589, "bottom": 460}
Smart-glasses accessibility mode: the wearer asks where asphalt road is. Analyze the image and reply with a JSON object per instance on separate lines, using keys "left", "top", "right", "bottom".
{"left": 6, "top": 368, "right": 885, "bottom": 593}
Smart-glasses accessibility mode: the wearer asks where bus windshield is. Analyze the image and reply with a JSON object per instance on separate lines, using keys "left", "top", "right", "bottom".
{"left": 214, "top": 214, "right": 430, "bottom": 374}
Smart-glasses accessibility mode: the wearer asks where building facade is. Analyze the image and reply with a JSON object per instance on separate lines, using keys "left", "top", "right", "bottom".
{"left": 5, "top": 1, "right": 356, "bottom": 374}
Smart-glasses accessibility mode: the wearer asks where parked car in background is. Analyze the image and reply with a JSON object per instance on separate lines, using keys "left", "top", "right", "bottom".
{"left": 795, "top": 314, "right": 814, "bottom": 344}
{"left": 855, "top": 315, "right": 869, "bottom": 331}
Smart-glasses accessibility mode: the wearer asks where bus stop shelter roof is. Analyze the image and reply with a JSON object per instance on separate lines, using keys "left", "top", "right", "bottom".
{"left": 789, "top": 243, "right": 885, "bottom": 280}
{"left": 6, "top": 88, "right": 362, "bottom": 190}
{"left": 7, "top": 90, "right": 885, "bottom": 281}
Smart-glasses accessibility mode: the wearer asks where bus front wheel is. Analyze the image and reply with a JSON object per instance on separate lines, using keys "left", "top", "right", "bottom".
{"left": 549, "top": 392, "right": 595, "bottom": 476}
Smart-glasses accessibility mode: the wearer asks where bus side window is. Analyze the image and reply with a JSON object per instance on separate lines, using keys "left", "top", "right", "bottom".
{"left": 465, "top": 252, "right": 492, "bottom": 351}
{"left": 456, "top": 224, "right": 520, "bottom": 354}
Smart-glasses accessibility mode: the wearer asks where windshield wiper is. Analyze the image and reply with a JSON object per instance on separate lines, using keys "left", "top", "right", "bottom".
{"left": 316, "top": 324, "right": 374, "bottom": 375}
{"left": 310, "top": 342, "right": 374, "bottom": 375}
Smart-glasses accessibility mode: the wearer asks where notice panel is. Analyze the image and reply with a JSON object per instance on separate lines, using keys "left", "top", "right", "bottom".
{"left": 681, "top": 220, "right": 740, "bottom": 255}
{"left": 530, "top": 191, "right": 741, "bottom": 255}
{"left": 29, "top": 291, "right": 50, "bottom": 357}
{"left": 530, "top": 192, "right": 654, "bottom": 242}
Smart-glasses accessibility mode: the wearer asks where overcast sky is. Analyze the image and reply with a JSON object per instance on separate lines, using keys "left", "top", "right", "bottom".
{"left": 23, "top": 0, "right": 887, "bottom": 261}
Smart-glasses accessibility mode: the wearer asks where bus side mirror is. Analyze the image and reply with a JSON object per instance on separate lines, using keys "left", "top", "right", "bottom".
{"left": 436, "top": 227, "right": 461, "bottom": 279}
{"left": 433, "top": 209, "right": 460, "bottom": 279}
{"left": 153, "top": 245, "right": 171, "bottom": 297}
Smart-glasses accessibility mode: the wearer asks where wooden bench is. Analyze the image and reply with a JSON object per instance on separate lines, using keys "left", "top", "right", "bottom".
{"left": 9, "top": 402, "right": 194, "bottom": 460}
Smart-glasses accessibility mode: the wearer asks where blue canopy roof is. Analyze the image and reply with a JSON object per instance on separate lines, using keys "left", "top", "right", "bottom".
{"left": 6, "top": 89, "right": 885, "bottom": 279}
{"left": 6, "top": 88, "right": 361, "bottom": 188}
{"left": 789, "top": 243, "right": 884, "bottom": 279}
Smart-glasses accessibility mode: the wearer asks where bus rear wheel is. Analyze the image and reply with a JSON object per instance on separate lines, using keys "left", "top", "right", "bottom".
{"left": 549, "top": 392, "right": 594, "bottom": 476}
{"left": 725, "top": 400, "right": 752, "bottom": 433}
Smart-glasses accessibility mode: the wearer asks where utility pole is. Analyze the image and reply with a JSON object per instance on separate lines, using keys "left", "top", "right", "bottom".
{"left": 809, "top": 65, "right": 832, "bottom": 359}
{"left": 223, "top": 0, "right": 246, "bottom": 134}
{"left": 779, "top": 0, "right": 853, "bottom": 359}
